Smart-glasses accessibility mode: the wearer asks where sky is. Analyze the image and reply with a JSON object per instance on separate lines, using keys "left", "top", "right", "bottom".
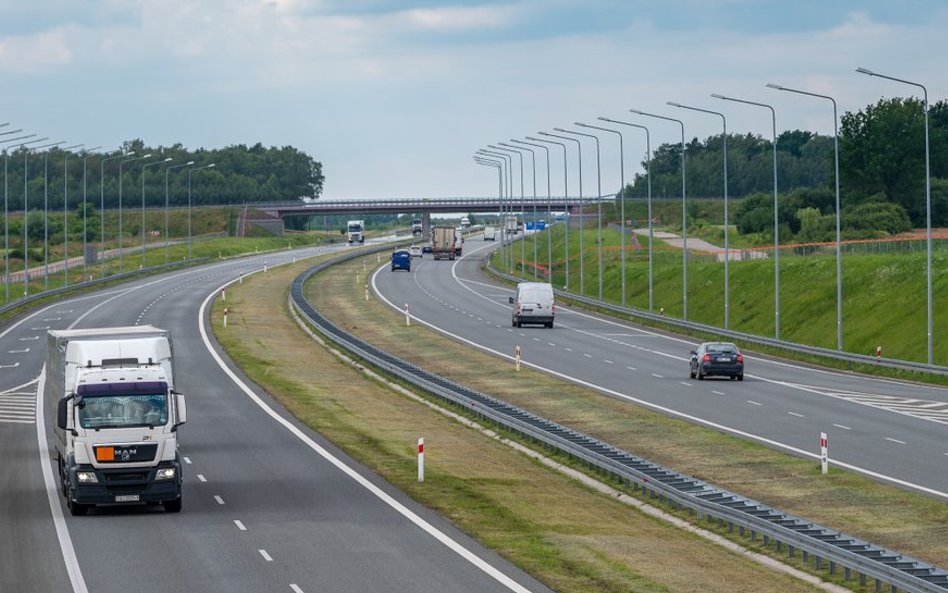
{"left": 2, "top": 0, "right": 947, "bottom": 200}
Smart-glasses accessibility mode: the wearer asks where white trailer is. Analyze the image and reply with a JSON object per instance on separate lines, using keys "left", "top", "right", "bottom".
{"left": 45, "top": 326, "right": 186, "bottom": 515}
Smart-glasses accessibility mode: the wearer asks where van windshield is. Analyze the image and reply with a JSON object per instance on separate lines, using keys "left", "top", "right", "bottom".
{"left": 77, "top": 393, "right": 168, "bottom": 429}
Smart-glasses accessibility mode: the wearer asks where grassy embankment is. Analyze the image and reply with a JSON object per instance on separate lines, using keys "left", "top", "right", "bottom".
{"left": 211, "top": 250, "right": 948, "bottom": 593}
{"left": 496, "top": 209, "right": 947, "bottom": 368}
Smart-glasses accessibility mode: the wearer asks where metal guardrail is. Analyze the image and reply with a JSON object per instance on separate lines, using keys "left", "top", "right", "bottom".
{"left": 486, "top": 262, "right": 948, "bottom": 376}
{"left": 291, "top": 250, "right": 948, "bottom": 593}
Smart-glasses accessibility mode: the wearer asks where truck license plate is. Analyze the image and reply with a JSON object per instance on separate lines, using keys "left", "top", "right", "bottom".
{"left": 115, "top": 494, "right": 140, "bottom": 503}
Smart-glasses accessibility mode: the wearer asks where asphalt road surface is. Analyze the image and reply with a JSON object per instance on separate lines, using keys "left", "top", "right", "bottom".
{"left": 0, "top": 241, "right": 553, "bottom": 593}
{"left": 372, "top": 237, "right": 948, "bottom": 499}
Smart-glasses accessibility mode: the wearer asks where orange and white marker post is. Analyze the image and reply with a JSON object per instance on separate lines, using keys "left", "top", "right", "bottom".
{"left": 515, "top": 345, "right": 522, "bottom": 371}
{"left": 405, "top": 303, "right": 411, "bottom": 326}
{"left": 221, "top": 289, "right": 226, "bottom": 301}
{"left": 223, "top": 307, "right": 229, "bottom": 328}
{"left": 876, "top": 345, "right": 882, "bottom": 360}
{"left": 417, "top": 437, "right": 425, "bottom": 482}
{"left": 820, "top": 432, "right": 828, "bottom": 474}
{"left": 365, "top": 284, "right": 369, "bottom": 301}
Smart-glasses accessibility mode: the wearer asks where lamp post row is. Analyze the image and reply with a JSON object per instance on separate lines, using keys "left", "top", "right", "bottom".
{"left": 474, "top": 68, "right": 936, "bottom": 363}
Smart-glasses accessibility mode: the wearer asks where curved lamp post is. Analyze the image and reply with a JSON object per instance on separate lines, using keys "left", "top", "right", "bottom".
{"left": 118, "top": 153, "right": 152, "bottom": 273}
{"left": 100, "top": 150, "right": 134, "bottom": 277}
{"left": 500, "top": 142, "right": 538, "bottom": 279}
{"left": 598, "top": 117, "right": 654, "bottom": 312}
{"left": 478, "top": 149, "right": 513, "bottom": 269}
{"left": 61, "top": 144, "right": 86, "bottom": 287}
{"left": 2, "top": 134, "right": 40, "bottom": 302}
{"left": 489, "top": 144, "right": 526, "bottom": 278}
{"left": 187, "top": 163, "right": 215, "bottom": 259}
{"left": 668, "top": 101, "right": 731, "bottom": 328}
{"left": 474, "top": 158, "right": 505, "bottom": 243}
{"left": 25, "top": 141, "right": 65, "bottom": 295}
{"left": 165, "top": 161, "right": 194, "bottom": 263}
{"left": 711, "top": 93, "right": 780, "bottom": 338}
{"left": 142, "top": 157, "right": 172, "bottom": 268}
{"left": 856, "top": 67, "right": 933, "bottom": 365}
{"left": 527, "top": 136, "right": 570, "bottom": 290}
{"left": 630, "top": 108, "right": 688, "bottom": 319}
{"left": 79, "top": 147, "right": 102, "bottom": 283}
{"left": 767, "top": 82, "right": 843, "bottom": 350}
{"left": 511, "top": 139, "right": 553, "bottom": 280}
{"left": 539, "top": 131, "right": 585, "bottom": 295}
{"left": 577, "top": 121, "right": 627, "bottom": 306}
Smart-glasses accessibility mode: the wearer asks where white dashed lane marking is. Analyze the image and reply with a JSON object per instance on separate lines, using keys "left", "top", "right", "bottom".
{"left": 885, "top": 437, "right": 906, "bottom": 445}
{"left": 788, "top": 412, "right": 805, "bottom": 418}
{"left": 747, "top": 400, "right": 763, "bottom": 406}
{"left": 259, "top": 550, "right": 273, "bottom": 562}
{"left": 712, "top": 390, "right": 725, "bottom": 396}
{"left": 833, "top": 424, "right": 852, "bottom": 430}
{"left": 234, "top": 520, "right": 247, "bottom": 531}
{"left": 214, "top": 495, "right": 225, "bottom": 505}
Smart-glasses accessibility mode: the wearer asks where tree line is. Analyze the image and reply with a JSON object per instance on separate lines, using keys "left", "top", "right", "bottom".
{"left": 1, "top": 139, "right": 324, "bottom": 212}
{"left": 621, "top": 97, "right": 948, "bottom": 240}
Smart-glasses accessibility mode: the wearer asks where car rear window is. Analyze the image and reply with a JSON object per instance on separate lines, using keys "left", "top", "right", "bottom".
{"left": 707, "top": 344, "right": 738, "bottom": 354}
{"left": 521, "top": 288, "right": 551, "bottom": 302}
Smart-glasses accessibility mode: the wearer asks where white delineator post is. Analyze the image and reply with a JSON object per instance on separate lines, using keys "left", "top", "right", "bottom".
{"left": 820, "top": 432, "right": 828, "bottom": 474}
{"left": 365, "top": 284, "right": 369, "bottom": 301}
{"left": 417, "top": 437, "right": 425, "bottom": 482}
{"left": 221, "top": 289, "right": 226, "bottom": 301}
{"left": 223, "top": 307, "right": 229, "bottom": 328}
{"left": 515, "top": 345, "right": 522, "bottom": 371}
{"left": 405, "top": 303, "right": 411, "bottom": 326}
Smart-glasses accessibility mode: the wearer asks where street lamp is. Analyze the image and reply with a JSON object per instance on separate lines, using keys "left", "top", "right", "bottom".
{"left": 630, "top": 108, "right": 689, "bottom": 319}
{"left": 61, "top": 144, "right": 85, "bottom": 288}
{"left": 577, "top": 121, "right": 628, "bottom": 306}
{"left": 539, "top": 131, "right": 585, "bottom": 295}
{"left": 530, "top": 135, "right": 572, "bottom": 291}
{"left": 711, "top": 93, "right": 780, "bottom": 338}
{"left": 142, "top": 157, "right": 172, "bottom": 268}
{"left": 489, "top": 144, "right": 526, "bottom": 278}
{"left": 767, "top": 82, "right": 843, "bottom": 350}
{"left": 119, "top": 153, "right": 152, "bottom": 273}
{"left": 668, "top": 101, "right": 731, "bottom": 329}
{"left": 555, "top": 127, "right": 604, "bottom": 302}
{"left": 187, "top": 163, "right": 215, "bottom": 259}
{"left": 511, "top": 139, "right": 553, "bottom": 280}
{"left": 26, "top": 141, "right": 65, "bottom": 295}
{"left": 478, "top": 149, "right": 514, "bottom": 270}
{"left": 474, "top": 158, "right": 505, "bottom": 243}
{"left": 856, "top": 67, "right": 933, "bottom": 365}
{"left": 499, "top": 142, "right": 538, "bottom": 279}
{"left": 2, "top": 134, "right": 40, "bottom": 302}
{"left": 80, "top": 147, "right": 103, "bottom": 282}
{"left": 100, "top": 150, "right": 133, "bottom": 277}
{"left": 165, "top": 161, "right": 194, "bottom": 263}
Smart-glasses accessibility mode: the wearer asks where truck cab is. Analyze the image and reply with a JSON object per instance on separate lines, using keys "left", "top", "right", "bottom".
{"left": 347, "top": 220, "right": 365, "bottom": 244}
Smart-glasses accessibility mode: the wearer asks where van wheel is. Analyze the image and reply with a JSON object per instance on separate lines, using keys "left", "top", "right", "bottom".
{"left": 689, "top": 370, "right": 696, "bottom": 379}
{"left": 68, "top": 497, "right": 88, "bottom": 516}
{"left": 545, "top": 322, "right": 553, "bottom": 328}
{"left": 164, "top": 498, "right": 182, "bottom": 513}
{"left": 697, "top": 371, "right": 704, "bottom": 380}
{"left": 737, "top": 374, "right": 744, "bottom": 381}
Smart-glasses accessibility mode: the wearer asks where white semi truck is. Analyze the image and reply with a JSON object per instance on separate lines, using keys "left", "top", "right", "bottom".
{"left": 46, "top": 326, "right": 186, "bottom": 515}
{"left": 347, "top": 219, "right": 365, "bottom": 244}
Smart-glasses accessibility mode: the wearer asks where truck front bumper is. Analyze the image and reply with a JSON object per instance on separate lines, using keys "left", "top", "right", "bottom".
{"left": 69, "top": 460, "right": 182, "bottom": 505}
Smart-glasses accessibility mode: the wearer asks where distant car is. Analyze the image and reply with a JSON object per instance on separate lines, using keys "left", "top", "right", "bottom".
{"left": 409, "top": 245, "right": 423, "bottom": 258}
{"left": 391, "top": 249, "right": 411, "bottom": 272}
{"left": 421, "top": 243, "right": 433, "bottom": 254}
{"left": 689, "top": 342, "right": 744, "bottom": 381}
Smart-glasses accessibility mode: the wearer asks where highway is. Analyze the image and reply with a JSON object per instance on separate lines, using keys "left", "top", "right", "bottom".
{"left": 0, "top": 242, "right": 553, "bottom": 593}
{"left": 372, "top": 237, "right": 948, "bottom": 498}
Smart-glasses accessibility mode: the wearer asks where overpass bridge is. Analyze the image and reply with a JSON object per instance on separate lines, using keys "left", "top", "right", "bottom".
{"left": 242, "top": 196, "right": 610, "bottom": 236}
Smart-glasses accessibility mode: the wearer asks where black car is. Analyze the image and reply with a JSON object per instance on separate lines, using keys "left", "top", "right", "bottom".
{"left": 689, "top": 342, "right": 744, "bottom": 381}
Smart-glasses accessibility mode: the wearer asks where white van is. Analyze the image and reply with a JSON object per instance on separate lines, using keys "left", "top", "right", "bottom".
{"left": 509, "top": 282, "right": 555, "bottom": 328}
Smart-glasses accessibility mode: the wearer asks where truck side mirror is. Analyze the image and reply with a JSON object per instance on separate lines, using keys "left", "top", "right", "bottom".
{"left": 57, "top": 398, "right": 69, "bottom": 430}
{"left": 174, "top": 392, "right": 187, "bottom": 428}
{"left": 508, "top": 296, "right": 514, "bottom": 304}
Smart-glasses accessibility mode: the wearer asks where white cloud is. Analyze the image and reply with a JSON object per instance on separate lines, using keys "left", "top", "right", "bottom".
{"left": 0, "top": 29, "right": 72, "bottom": 72}
{"left": 399, "top": 5, "right": 517, "bottom": 31}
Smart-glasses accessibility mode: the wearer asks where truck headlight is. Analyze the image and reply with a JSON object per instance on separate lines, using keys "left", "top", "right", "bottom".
{"left": 156, "top": 467, "right": 176, "bottom": 480}
{"left": 76, "top": 471, "right": 98, "bottom": 484}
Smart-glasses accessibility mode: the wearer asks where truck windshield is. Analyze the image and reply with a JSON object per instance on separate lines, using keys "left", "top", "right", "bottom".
{"left": 348, "top": 224, "right": 361, "bottom": 231}
{"left": 77, "top": 393, "right": 168, "bottom": 429}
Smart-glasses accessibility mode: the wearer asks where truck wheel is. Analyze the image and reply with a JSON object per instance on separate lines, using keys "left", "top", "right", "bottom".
{"left": 68, "top": 497, "right": 88, "bottom": 516}
{"left": 164, "top": 497, "right": 182, "bottom": 513}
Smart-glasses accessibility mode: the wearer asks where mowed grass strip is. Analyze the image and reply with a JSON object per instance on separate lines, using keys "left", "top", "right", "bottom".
{"left": 308, "top": 254, "right": 948, "bottom": 571}
{"left": 211, "top": 255, "right": 826, "bottom": 593}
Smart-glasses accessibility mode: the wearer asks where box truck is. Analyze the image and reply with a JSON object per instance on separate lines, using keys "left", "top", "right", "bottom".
{"left": 431, "top": 225, "right": 457, "bottom": 260}
{"left": 347, "top": 220, "right": 365, "bottom": 244}
{"left": 45, "top": 326, "right": 186, "bottom": 515}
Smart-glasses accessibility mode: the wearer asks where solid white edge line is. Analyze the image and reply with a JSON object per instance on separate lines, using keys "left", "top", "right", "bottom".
{"left": 370, "top": 259, "right": 948, "bottom": 501}
{"left": 198, "top": 273, "right": 536, "bottom": 593}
